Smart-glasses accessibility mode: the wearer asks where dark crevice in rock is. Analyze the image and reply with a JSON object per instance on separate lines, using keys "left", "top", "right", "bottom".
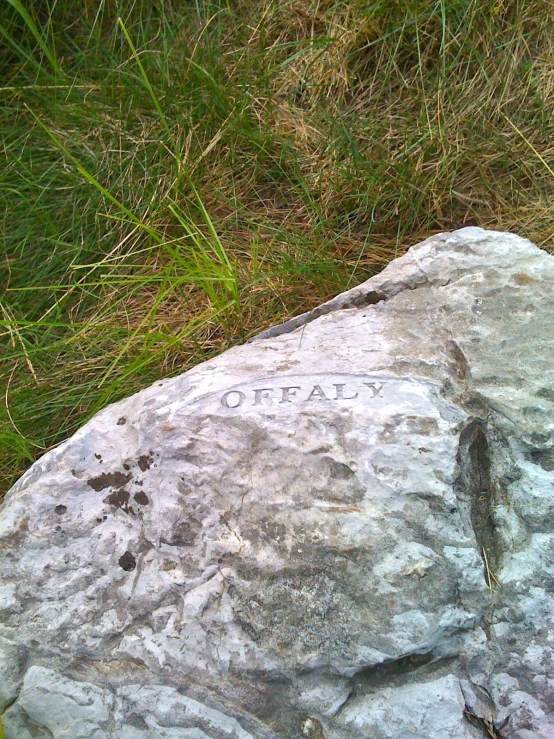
{"left": 345, "top": 290, "right": 387, "bottom": 309}
{"left": 1, "top": 693, "right": 19, "bottom": 715}
{"left": 335, "top": 651, "right": 458, "bottom": 717}
{"left": 456, "top": 419, "right": 500, "bottom": 580}
{"left": 527, "top": 447, "right": 554, "bottom": 472}
{"left": 353, "top": 651, "right": 457, "bottom": 693}
{"left": 446, "top": 339, "right": 471, "bottom": 384}
{"left": 250, "top": 290, "right": 386, "bottom": 341}
{"left": 250, "top": 257, "right": 442, "bottom": 343}
{"left": 0, "top": 644, "right": 31, "bottom": 717}
{"left": 464, "top": 707, "right": 504, "bottom": 738}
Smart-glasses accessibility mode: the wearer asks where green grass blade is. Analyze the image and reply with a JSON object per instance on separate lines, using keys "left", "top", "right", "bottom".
{"left": 5, "top": 0, "right": 61, "bottom": 75}
{"left": 24, "top": 105, "right": 163, "bottom": 244}
{"left": 117, "top": 16, "right": 181, "bottom": 165}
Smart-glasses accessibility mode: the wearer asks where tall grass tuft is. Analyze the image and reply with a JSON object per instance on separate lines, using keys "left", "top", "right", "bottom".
{"left": 1, "top": 0, "right": 554, "bottom": 493}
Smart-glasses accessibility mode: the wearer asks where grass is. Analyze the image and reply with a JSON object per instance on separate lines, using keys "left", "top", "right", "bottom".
{"left": 1, "top": 0, "right": 554, "bottom": 495}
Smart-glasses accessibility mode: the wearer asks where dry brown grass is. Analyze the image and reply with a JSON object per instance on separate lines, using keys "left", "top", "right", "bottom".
{"left": 2, "top": 0, "right": 554, "bottom": 491}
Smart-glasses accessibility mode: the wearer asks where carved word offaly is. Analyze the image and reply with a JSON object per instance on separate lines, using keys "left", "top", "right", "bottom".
{"left": 220, "top": 381, "right": 385, "bottom": 409}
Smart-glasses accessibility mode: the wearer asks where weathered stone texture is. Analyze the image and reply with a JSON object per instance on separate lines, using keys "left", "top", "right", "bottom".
{"left": 1, "top": 227, "right": 553, "bottom": 737}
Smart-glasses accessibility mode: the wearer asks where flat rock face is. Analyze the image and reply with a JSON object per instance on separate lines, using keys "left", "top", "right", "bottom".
{"left": 1, "top": 227, "right": 554, "bottom": 739}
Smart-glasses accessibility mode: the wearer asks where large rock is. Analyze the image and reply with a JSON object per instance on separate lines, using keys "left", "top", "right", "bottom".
{"left": 1, "top": 227, "right": 554, "bottom": 738}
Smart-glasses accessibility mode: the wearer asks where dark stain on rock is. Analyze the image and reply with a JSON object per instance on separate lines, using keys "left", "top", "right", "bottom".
{"left": 163, "top": 517, "right": 202, "bottom": 546}
{"left": 0, "top": 516, "right": 29, "bottom": 548}
{"left": 137, "top": 454, "right": 153, "bottom": 472}
{"left": 117, "top": 417, "right": 127, "bottom": 425}
{"left": 104, "top": 489, "right": 131, "bottom": 513}
{"left": 530, "top": 431, "right": 550, "bottom": 446}
{"left": 514, "top": 271, "right": 539, "bottom": 285}
{"left": 537, "top": 387, "right": 554, "bottom": 403}
{"left": 54, "top": 504, "right": 67, "bottom": 515}
{"left": 127, "top": 714, "right": 149, "bottom": 731}
{"left": 177, "top": 480, "right": 193, "bottom": 496}
{"left": 87, "top": 471, "right": 132, "bottom": 492}
{"left": 134, "top": 491, "right": 149, "bottom": 506}
{"left": 328, "top": 460, "right": 355, "bottom": 480}
{"left": 119, "top": 551, "right": 136, "bottom": 571}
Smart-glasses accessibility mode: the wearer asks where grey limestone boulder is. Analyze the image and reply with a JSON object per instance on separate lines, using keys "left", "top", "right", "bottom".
{"left": 1, "top": 227, "right": 554, "bottom": 738}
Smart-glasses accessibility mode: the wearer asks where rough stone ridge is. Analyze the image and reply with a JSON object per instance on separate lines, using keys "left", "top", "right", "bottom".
{"left": 1, "top": 227, "right": 554, "bottom": 738}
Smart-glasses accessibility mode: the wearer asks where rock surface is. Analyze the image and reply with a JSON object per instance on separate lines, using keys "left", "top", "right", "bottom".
{"left": 1, "top": 227, "right": 554, "bottom": 738}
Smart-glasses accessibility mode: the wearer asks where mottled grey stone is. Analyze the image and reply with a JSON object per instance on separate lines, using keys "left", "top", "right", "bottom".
{"left": 1, "top": 227, "right": 554, "bottom": 738}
